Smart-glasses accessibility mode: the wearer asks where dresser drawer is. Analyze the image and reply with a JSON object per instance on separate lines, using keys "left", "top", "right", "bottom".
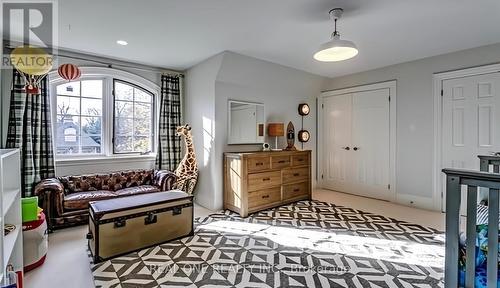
{"left": 247, "top": 156, "right": 270, "bottom": 172}
{"left": 248, "top": 171, "right": 281, "bottom": 191}
{"left": 271, "top": 155, "right": 290, "bottom": 169}
{"left": 291, "top": 153, "right": 309, "bottom": 166}
{"left": 283, "top": 182, "right": 309, "bottom": 200}
{"left": 282, "top": 167, "right": 309, "bottom": 184}
{"left": 248, "top": 187, "right": 281, "bottom": 210}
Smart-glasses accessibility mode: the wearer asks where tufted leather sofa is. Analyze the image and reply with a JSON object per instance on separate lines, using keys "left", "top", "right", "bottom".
{"left": 34, "top": 169, "right": 177, "bottom": 230}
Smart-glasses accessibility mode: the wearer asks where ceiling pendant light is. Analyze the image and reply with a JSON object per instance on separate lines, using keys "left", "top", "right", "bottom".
{"left": 314, "top": 8, "right": 358, "bottom": 62}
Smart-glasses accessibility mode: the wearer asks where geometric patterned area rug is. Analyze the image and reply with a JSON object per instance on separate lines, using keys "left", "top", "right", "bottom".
{"left": 90, "top": 200, "right": 445, "bottom": 287}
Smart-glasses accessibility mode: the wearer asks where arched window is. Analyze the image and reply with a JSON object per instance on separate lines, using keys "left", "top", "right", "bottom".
{"left": 50, "top": 67, "right": 158, "bottom": 158}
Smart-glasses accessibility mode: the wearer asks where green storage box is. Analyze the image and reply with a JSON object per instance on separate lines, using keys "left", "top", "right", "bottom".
{"left": 22, "top": 196, "right": 38, "bottom": 222}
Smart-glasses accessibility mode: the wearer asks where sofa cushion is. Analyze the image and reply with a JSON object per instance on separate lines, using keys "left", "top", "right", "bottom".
{"left": 64, "top": 190, "right": 117, "bottom": 210}
{"left": 58, "top": 170, "right": 155, "bottom": 193}
{"left": 114, "top": 185, "right": 160, "bottom": 197}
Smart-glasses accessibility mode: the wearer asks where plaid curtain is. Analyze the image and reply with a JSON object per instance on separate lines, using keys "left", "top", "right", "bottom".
{"left": 6, "top": 70, "right": 55, "bottom": 197}
{"left": 155, "top": 75, "right": 182, "bottom": 171}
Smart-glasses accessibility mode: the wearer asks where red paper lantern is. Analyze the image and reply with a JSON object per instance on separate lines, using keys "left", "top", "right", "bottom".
{"left": 58, "top": 63, "right": 81, "bottom": 81}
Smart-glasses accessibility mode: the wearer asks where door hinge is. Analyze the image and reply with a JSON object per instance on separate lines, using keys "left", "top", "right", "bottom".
{"left": 388, "top": 96, "right": 391, "bottom": 102}
{"left": 321, "top": 104, "right": 324, "bottom": 109}
{"left": 388, "top": 184, "right": 391, "bottom": 190}
{"left": 321, "top": 174, "right": 324, "bottom": 179}
{"left": 441, "top": 90, "right": 443, "bottom": 96}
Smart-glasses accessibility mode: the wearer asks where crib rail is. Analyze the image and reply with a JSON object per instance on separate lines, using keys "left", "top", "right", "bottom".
{"left": 479, "top": 155, "right": 500, "bottom": 204}
{"left": 443, "top": 168, "right": 500, "bottom": 288}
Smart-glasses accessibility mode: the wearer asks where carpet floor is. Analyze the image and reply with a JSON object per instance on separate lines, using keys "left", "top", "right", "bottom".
{"left": 90, "top": 200, "right": 445, "bottom": 287}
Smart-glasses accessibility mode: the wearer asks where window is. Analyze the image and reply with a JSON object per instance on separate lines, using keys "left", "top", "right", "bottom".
{"left": 113, "top": 80, "right": 153, "bottom": 153}
{"left": 55, "top": 80, "right": 103, "bottom": 155}
{"left": 51, "top": 68, "right": 157, "bottom": 158}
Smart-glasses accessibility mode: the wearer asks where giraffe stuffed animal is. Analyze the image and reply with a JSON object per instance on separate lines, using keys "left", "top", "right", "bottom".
{"left": 173, "top": 124, "right": 198, "bottom": 195}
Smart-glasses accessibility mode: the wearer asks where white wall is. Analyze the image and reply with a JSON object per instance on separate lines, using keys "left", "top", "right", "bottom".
{"left": 184, "top": 53, "right": 224, "bottom": 210}
{"left": 185, "top": 51, "right": 324, "bottom": 210}
{"left": 323, "top": 42, "right": 500, "bottom": 210}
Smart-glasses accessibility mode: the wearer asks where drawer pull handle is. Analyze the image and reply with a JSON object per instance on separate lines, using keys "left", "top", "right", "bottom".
{"left": 262, "top": 195, "right": 270, "bottom": 199}
{"left": 297, "top": 158, "right": 304, "bottom": 162}
{"left": 278, "top": 160, "right": 286, "bottom": 163}
{"left": 256, "top": 162, "right": 264, "bottom": 166}
{"left": 293, "top": 188, "right": 300, "bottom": 192}
{"left": 262, "top": 177, "right": 271, "bottom": 181}
{"left": 293, "top": 173, "right": 300, "bottom": 177}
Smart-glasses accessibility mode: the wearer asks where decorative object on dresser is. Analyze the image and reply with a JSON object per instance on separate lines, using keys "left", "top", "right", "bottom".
{"left": 34, "top": 169, "right": 177, "bottom": 230}
{"left": 267, "top": 123, "right": 284, "bottom": 151}
{"left": 173, "top": 124, "right": 199, "bottom": 195}
{"left": 298, "top": 103, "right": 310, "bottom": 149}
{"left": 88, "top": 191, "right": 193, "bottom": 263}
{"left": 262, "top": 142, "right": 270, "bottom": 151}
{"left": 224, "top": 150, "right": 312, "bottom": 217}
{"left": 285, "top": 121, "right": 297, "bottom": 151}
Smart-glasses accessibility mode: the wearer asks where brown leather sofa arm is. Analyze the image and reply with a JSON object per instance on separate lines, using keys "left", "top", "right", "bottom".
{"left": 153, "top": 170, "right": 177, "bottom": 191}
{"left": 34, "top": 178, "right": 65, "bottom": 224}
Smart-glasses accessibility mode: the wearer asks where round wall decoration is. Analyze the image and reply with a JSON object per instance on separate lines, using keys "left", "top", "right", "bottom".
{"left": 58, "top": 63, "right": 81, "bottom": 81}
{"left": 298, "top": 130, "right": 310, "bottom": 143}
{"left": 298, "top": 103, "right": 310, "bottom": 116}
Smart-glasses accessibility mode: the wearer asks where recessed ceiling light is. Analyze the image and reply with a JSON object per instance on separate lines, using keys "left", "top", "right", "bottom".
{"left": 116, "top": 40, "right": 128, "bottom": 46}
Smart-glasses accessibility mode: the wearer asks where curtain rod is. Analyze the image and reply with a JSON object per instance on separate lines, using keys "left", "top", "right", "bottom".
{"left": 3, "top": 44, "right": 184, "bottom": 77}
{"left": 56, "top": 53, "right": 184, "bottom": 77}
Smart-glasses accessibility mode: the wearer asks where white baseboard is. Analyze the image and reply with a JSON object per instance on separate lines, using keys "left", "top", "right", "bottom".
{"left": 395, "top": 194, "right": 438, "bottom": 211}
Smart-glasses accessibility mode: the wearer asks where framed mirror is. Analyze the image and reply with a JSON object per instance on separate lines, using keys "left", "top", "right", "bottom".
{"left": 228, "top": 100, "right": 265, "bottom": 144}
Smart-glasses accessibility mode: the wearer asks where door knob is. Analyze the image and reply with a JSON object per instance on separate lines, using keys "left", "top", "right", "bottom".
{"left": 353, "top": 147, "right": 359, "bottom": 151}
{"left": 342, "top": 147, "right": 350, "bottom": 150}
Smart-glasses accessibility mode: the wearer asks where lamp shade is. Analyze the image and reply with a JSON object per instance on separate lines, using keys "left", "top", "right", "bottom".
{"left": 268, "top": 123, "right": 284, "bottom": 137}
{"left": 314, "top": 34, "right": 358, "bottom": 62}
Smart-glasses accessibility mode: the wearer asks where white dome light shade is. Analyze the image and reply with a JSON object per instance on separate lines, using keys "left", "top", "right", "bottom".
{"left": 314, "top": 35, "right": 358, "bottom": 62}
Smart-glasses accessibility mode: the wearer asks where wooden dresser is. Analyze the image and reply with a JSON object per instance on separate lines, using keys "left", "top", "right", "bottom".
{"left": 223, "top": 150, "right": 312, "bottom": 217}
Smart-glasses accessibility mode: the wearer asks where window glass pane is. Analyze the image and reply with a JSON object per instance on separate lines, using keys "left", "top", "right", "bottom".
{"left": 134, "top": 118, "right": 150, "bottom": 136}
{"left": 115, "top": 118, "right": 133, "bottom": 135}
{"left": 81, "top": 136, "right": 101, "bottom": 154}
{"left": 115, "top": 101, "right": 133, "bottom": 117}
{"left": 115, "top": 82, "right": 133, "bottom": 100}
{"left": 135, "top": 88, "right": 152, "bottom": 102}
{"left": 81, "top": 116, "right": 102, "bottom": 136}
{"left": 113, "top": 81, "right": 154, "bottom": 154}
{"left": 55, "top": 116, "right": 80, "bottom": 155}
{"left": 134, "top": 136, "right": 150, "bottom": 152}
{"left": 134, "top": 103, "right": 151, "bottom": 119}
{"left": 81, "top": 98, "right": 102, "bottom": 116}
{"left": 56, "top": 81, "right": 80, "bottom": 96}
{"left": 57, "top": 96, "right": 80, "bottom": 115}
{"left": 81, "top": 80, "right": 103, "bottom": 98}
{"left": 114, "top": 136, "right": 133, "bottom": 153}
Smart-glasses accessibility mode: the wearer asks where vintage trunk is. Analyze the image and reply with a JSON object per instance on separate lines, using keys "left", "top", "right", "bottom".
{"left": 88, "top": 191, "right": 193, "bottom": 263}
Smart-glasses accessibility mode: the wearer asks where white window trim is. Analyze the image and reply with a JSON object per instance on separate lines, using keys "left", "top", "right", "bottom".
{"left": 49, "top": 66, "right": 160, "bottom": 162}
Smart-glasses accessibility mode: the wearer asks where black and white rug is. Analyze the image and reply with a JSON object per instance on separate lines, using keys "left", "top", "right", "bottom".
{"left": 90, "top": 200, "right": 445, "bottom": 287}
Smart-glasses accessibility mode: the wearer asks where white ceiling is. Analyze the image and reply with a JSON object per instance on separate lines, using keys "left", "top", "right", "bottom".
{"left": 53, "top": 0, "right": 500, "bottom": 78}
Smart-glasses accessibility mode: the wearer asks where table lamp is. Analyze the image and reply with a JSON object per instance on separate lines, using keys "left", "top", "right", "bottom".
{"left": 267, "top": 123, "right": 284, "bottom": 151}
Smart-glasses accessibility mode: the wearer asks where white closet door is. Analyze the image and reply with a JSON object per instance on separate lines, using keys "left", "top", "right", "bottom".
{"left": 322, "top": 88, "right": 391, "bottom": 200}
{"left": 442, "top": 72, "right": 500, "bottom": 211}
{"left": 323, "top": 93, "right": 353, "bottom": 193}
{"left": 351, "top": 89, "right": 391, "bottom": 199}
